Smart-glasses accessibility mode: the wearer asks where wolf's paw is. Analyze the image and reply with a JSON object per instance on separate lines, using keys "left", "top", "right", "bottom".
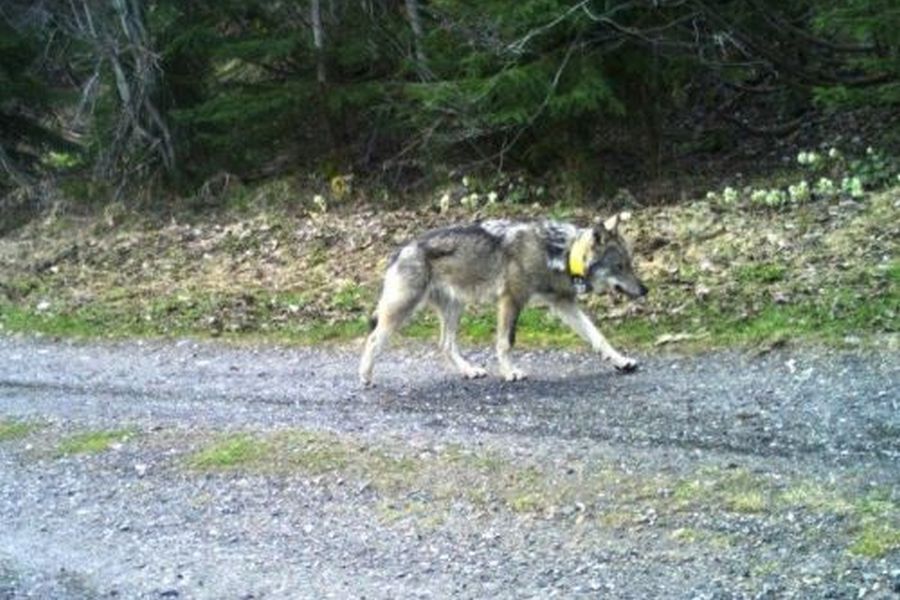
{"left": 461, "top": 365, "right": 488, "bottom": 379}
{"left": 359, "top": 376, "right": 376, "bottom": 389}
{"left": 502, "top": 368, "right": 528, "bottom": 382}
{"left": 613, "top": 356, "right": 639, "bottom": 373}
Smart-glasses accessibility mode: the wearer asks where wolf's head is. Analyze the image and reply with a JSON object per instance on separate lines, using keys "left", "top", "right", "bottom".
{"left": 569, "top": 214, "right": 648, "bottom": 298}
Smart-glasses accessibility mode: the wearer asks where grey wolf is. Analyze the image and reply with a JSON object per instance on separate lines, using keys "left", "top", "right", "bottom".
{"left": 359, "top": 215, "right": 648, "bottom": 386}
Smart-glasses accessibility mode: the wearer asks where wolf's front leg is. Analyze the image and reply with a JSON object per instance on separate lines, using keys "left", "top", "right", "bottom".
{"left": 551, "top": 300, "right": 638, "bottom": 372}
{"left": 496, "top": 295, "right": 527, "bottom": 381}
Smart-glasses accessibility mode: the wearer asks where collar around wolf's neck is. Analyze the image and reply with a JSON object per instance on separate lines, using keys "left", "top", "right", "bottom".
{"left": 567, "top": 229, "right": 594, "bottom": 294}
{"left": 567, "top": 229, "right": 593, "bottom": 277}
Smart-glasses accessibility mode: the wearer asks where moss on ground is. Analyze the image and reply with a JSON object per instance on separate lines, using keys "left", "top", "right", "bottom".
{"left": 185, "top": 428, "right": 900, "bottom": 558}
{"left": 0, "top": 419, "right": 42, "bottom": 442}
{"left": 56, "top": 429, "right": 134, "bottom": 456}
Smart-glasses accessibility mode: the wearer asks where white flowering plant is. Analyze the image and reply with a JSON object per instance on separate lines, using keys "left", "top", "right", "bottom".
{"left": 706, "top": 145, "right": 895, "bottom": 211}
{"left": 796, "top": 151, "right": 822, "bottom": 167}
{"left": 722, "top": 186, "right": 739, "bottom": 204}
{"left": 750, "top": 189, "right": 768, "bottom": 205}
{"left": 841, "top": 176, "right": 865, "bottom": 199}
{"left": 787, "top": 180, "right": 810, "bottom": 204}
{"left": 460, "top": 192, "right": 479, "bottom": 210}
{"left": 814, "top": 177, "right": 835, "bottom": 198}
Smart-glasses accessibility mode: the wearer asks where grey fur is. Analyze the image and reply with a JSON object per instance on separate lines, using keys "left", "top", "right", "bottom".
{"left": 359, "top": 218, "right": 647, "bottom": 385}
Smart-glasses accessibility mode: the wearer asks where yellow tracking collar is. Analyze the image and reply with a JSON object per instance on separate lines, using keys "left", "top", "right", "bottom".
{"left": 568, "top": 230, "right": 593, "bottom": 277}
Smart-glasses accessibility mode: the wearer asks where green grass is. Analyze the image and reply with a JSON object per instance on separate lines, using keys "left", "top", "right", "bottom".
{"left": 847, "top": 490, "right": 900, "bottom": 558}
{"left": 669, "top": 527, "right": 735, "bottom": 549}
{"left": 184, "top": 428, "right": 899, "bottom": 557}
{"left": 779, "top": 483, "right": 854, "bottom": 515}
{"left": 57, "top": 429, "right": 133, "bottom": 455}
{"left": 724, "top": 490, "right": 768, "bottom": 514}
{"left": 186, "top": 430, "right": 418, "bottom": 485}
{"left": 849, "top": 522, "right": 900, "bottom": 558}
{"left": 672, "top": 467, "right": 774, "bottom": 513}
{"left": 0, "top": 419, "right": 41, "bottom": 442}
{"left": 735, "top": 262, "right": 788, "bottom": 284}
{"left": 187, "top": 434, "right": 266, "bottom": 469}
{"left": 3, "top": 281, "right": 896, "bottom": 351}
{"left": 402, "top": 308, "right": 580, "bottom": 347}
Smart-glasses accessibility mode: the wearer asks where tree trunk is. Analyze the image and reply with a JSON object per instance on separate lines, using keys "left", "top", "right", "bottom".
{"left": 311, "top": 0, "right": 326, "bottom": 85}
{"left": 404, "top": 0, "right": 428, "bottom": 76}
{"left": 310, "top": 0, "right": 336, "bottom": 153}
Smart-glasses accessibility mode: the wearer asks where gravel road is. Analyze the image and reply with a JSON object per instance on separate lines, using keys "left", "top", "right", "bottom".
{"left": 0, "top": 335, "right": 898, "bottom": 599}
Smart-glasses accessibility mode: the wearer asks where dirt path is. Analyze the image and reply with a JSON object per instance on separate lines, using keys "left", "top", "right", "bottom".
{"left": 1, "top": 335, "right": 898, "bottom": 599}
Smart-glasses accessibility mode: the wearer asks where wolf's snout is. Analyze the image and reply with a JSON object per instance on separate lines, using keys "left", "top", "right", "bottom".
{"left": 615, "top": 280, "right": 648, "bottom": 299}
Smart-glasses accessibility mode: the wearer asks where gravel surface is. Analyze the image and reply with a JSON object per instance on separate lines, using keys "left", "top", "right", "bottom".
{"left": 0, "top": 335, "right": 898, "bottom": 599}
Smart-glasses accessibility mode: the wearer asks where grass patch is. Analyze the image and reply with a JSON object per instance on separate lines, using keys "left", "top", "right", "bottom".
{"left": 187, "top": 434, "right": 265, "bottom": 469}
{"left": 724, "top": 490, "right": 768, "bottom": 514}
{"left": 0, "top": 298, "right": 371, "bottom": 345}
{"left": 377, "top": 499, "right": 447, "bottom": 530}
{"left": 187, "top": 430, "right": 418, "bottom": 485}
{"left": 4, "top": 275, "right": 895, "bottom": 351}
{"left": 673, "top": 468, "right": 774, "bottom": 511}
{"left": 187, "top": 430, "right": 593, "bottom": 515}
{"left": 669, "top": 526, "right": 734, "bottom": 548}
{"left": 647, "top": 288, "right": 899, "bottom": 349}
{"left": 735, "top": 263, "right": 787, "bottom": 284}
{"left": 402, "top": 307, "right": 581, "bottom": 348}
{"left": 183, "top": 428, "right": 900, "bottom": 560}
{"left": 847, "top": 490, "right": 900, "bottom": 558}
{"left": 508, "top": 492, "right": 546, "bottom": 514}
{"left": 0, "top": 303, "right": 121, "bottom": 338}
{"left": 0, "top": 419, "right": 41, "bottom": 442}
{"left": 779, "top": 483, "right": 855, "bottom": 515}
{"left": 849, "top": 522, "right": 900, "bottom": 558}
{"left": 57, "top": 429, "right": 133, "bottom": 456}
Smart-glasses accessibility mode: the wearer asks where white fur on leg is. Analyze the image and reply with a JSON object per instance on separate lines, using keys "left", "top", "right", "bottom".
{"left": 359, "top": 328, "right": 388, "bottom": 386}
{"left": 444, "top": 338, "right": 487, "bottom": 379}
{"left": 496, "top": 338, "right": 528, "bottom": 382}
{"left": 551, "top": 301, "right": 639, "bottom": 372}
{"left": 500, "top": 363, "right": 528, "bottom": 381}
{"left": 358, "top": 342, "right": 376, "bottom": 386}
{"left": 460, "top": 362, "right": 488, "bottom": 379}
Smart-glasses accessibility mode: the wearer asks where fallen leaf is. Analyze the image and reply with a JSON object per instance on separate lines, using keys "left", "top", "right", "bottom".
{"left": 654, "top": 332, "right": 704, "bottom": 346}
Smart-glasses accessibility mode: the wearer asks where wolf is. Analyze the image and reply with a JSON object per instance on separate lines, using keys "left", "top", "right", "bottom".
{"left": 358, "top": 214, "right": 648, "bottom": 386}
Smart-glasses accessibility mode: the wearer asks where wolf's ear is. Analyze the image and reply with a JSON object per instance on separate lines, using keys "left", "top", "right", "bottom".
{"left": 603, "top": 214, "right": 620, "bottom": 233}
{"left": 603, "top": 211, "right": 632, "bottom": 232}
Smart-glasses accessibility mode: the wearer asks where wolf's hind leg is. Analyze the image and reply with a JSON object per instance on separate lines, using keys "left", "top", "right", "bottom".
{"left": 433, "top": 292, "right": 487, "bottom": 379}
{"left": 496, "top": 294, "right": 527, "bottom": 381}
{"left": 359, "top": 259, "right": 427, "bottom": 386}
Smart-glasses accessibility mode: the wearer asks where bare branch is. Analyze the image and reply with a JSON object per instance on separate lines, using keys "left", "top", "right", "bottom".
{"left": 506, "top": 0, "right": 591, "bottom": 55}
